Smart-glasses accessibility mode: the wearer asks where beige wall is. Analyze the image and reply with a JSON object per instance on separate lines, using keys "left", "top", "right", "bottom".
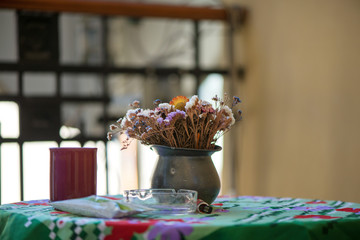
{"left": 226, "top": 0, "right": 360, "bottom": 202}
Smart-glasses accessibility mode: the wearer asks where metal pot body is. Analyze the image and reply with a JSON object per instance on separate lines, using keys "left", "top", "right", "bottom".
{"left": 151, "top": 145, "right": 221, "bottom": 204}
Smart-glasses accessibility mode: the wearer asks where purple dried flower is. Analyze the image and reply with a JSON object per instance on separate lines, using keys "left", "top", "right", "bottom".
{"left": 164, "top": 119, "right": 170, "bottom": 126}
{"left": 153, "top": 99, "right": 162, "bottom": 106}
{"left": 157, "top": 118, "right": 164, "bottom": 124}
{"left": 238, "top": 110, "right": 243, "bottom": 120}
{"left": 233, "top": 96, "right": 241, "bottom": 103}
{"left": 174, "top": 110, "right": 186, "bottom": 118}
{"left": 165, "top": 110, "right": 186, "bottom": 123}
{"left": 232, "top": 96, "right": 241, "bottom": 108}
{"left": 200, "top": 101, "right": 215, "bottom": 114}
{"left": 167, "top": 113, "right": 175, "bottom": 121}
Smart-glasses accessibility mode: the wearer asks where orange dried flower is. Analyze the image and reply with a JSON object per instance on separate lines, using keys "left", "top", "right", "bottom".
{"left": 170, "top": 96, "right": 189, "bottom": 110}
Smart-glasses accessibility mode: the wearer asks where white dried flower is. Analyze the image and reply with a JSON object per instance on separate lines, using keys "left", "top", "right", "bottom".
{"left": 201, "top": 100, "right": 211, "bottom": 106}
{"left": 138, "top": 109, "right": 153, "bottom": 117}
{"left": 222, "top": 105, "right": 235, "bottom": 126}
{"left": 126, "top": 108, "right": 139, "bottom": 119}
{"left": 109, "top": 124, "right": 118, "bottom": 131}
{"left": 185, "top": 95, "right": 198, "bottom": 111}
{"left": 158, "top": 103, "right": 172, "bottom": 110}
{"left": 120, "top": 117, "right": 127, "bottom": 127}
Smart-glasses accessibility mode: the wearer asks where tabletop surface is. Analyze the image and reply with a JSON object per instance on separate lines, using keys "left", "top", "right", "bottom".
{"left": 1, "top": 195, "right": 360, "bottom": 240}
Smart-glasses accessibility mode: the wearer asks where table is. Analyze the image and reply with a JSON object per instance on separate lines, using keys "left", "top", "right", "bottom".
{"left": 1, "top": 195, "right": 360, "bottom": 240}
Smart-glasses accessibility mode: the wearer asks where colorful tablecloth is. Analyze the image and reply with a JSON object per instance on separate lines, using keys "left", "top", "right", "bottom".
{"left": 1, "top": 195, "right": 360, "bottom": 240}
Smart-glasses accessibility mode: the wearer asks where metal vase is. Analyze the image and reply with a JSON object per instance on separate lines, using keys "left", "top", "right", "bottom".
{"left": 150, "top": 145, "right": 222, "bottom": 204}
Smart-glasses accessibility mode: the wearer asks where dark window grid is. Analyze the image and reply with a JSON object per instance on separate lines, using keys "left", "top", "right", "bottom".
{"left": 0, "top": 13, "right": 244, "bottom": 204}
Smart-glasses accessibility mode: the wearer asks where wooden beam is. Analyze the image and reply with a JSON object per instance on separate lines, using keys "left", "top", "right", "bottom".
{"left": 0, "top": 0, "right": 237, "bottom": 21}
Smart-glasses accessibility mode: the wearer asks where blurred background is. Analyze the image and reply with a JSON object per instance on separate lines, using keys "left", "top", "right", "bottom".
{"left": 0, "top": 0, "right": 359, "bottom": 204}
{"left": 233, "top": 0, "right": 360, "bottom": 203}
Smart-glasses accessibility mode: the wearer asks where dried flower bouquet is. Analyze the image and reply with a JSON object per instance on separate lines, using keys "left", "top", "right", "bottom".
{"left": 108, "top": 94, "right": 242, "bottom": 150}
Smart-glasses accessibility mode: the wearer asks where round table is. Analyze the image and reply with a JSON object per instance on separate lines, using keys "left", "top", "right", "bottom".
{"left": 1, "top": 195, "right": 360, "bottom": 239}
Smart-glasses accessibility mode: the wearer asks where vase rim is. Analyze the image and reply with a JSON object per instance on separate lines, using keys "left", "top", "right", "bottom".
{"left": 150, "top": 144, "right": 222, "bottom": 156}
{"left": 150, "top": 144, "right": 222, "bottom": 151}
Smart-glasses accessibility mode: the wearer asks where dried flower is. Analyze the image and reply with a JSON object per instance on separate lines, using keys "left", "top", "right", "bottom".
{"left": 153, "top": 99, "right": 162, "bottom": 107}
{"left": 108, "top": 94, "right": 242, "bottom": 150}
{"left": 185, "top": 95, "right": 199, "bottom": 111}
{"left": 212, "top": 95, "right": 219, "bottom": 101}
{"left": 232, "top": 96, "right": 241, "bottom": 108}
{"left": 238, "top": 110, "right": 243, "bottom": 120}
{"left": 157, "top": 118, "right": 164, "bottom": 125}
{"left": 158, "top": 103, "right": 172, "bottom": 110}
{"left": 170, "top": 96, "right": 189, "bottom": 111}
{"left": 129, "top": 100, "right": 140, "bottom": 108}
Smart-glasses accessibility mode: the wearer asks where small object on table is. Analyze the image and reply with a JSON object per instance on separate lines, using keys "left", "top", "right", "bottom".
{"left": 197, "top": 199, "right": 213, "bottom": 214}
{"left": 124, "top": 188, "right": 198, "bottom": 214}
{"left": 49, "top": 195, "right": 153, "bottom": 218}
{"left": 50, "top": 147, "right": 97, "bottom": 202}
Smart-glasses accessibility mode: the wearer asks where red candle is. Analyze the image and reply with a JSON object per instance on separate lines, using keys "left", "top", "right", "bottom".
{"left": 50, "top": 148, "right": 97, "bottom": 202}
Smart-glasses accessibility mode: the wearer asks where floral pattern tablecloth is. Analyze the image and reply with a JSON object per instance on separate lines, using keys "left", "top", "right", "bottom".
{"left": 1, "top": 195, "right": 360, "bottom": 240}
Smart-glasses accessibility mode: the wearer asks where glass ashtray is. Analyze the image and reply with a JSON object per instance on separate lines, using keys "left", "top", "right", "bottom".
{"left": 124, "top": 189, "right": 198, "bottom": 214}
